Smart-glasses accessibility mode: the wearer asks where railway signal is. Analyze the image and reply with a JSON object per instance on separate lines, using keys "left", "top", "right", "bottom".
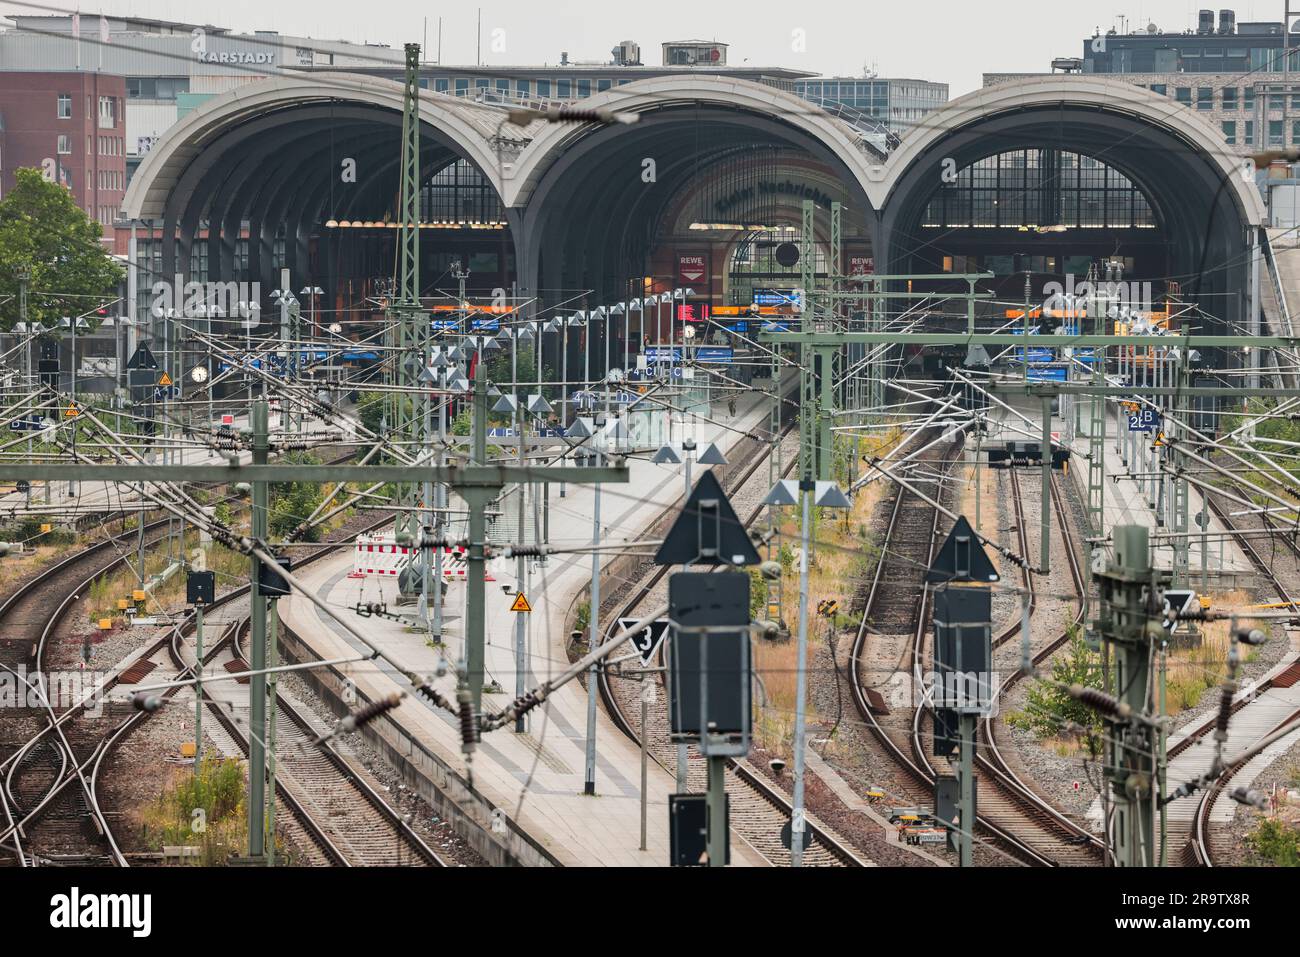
{"left": 666, "top": 571, "right": 751, "bottom": 867}
{"left": 927, "top": 516, "right": 996, "bottom": 868}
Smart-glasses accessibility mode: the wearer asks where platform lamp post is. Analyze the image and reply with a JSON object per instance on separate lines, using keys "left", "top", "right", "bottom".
{"left": 558, "top": 311, "right": 587, "bottom": 499}
{"left": 627, "top": 298, "right": 643, "bottom": 377}
{"left": 60, "top": 315, "right": 90, "bottom": 497}
{"left": 300, "top": 286, "right": 323, "bottom": 338}
{"left": 764, "top": 476, "right": 853, "bottom": 867}
{"left": 566, "top": 412, "right": 605, "bottom": 795}
{"left": 237, "top": 300, "right": 262, "bottom": 405}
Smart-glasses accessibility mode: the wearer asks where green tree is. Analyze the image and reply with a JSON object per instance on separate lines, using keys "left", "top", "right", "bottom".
{"left": 1011, "top": 630, "right": 1103, "bottom": 754}
{"left": 0, "top": 168, "right": 124, "bottom": 329}
{"left": 1247, "top": 817, "right": 1300, "bottom": 866}
{"left": 270, "top": 452, "right": 327, "bottom": 542}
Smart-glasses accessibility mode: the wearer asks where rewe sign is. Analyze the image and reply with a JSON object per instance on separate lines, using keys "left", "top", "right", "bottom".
{"left": 678, "top": 254, "right": 706, "bottom": 284}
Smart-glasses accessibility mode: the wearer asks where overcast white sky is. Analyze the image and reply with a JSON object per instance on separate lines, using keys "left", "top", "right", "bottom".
{"left": 2, "top": 0, "right": 1287, "bottom": 94}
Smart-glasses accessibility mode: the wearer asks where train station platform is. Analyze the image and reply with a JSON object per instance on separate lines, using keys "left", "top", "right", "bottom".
{"left": 280, "top": 393, "right": 777, "bottom": 866}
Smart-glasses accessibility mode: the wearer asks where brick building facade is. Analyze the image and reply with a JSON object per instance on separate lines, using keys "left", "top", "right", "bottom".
{"left": 0, "top": 71, "right": 127, "bottom": 231}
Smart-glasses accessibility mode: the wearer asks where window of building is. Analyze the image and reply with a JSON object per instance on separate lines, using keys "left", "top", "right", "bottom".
{"left": 1245, "top": 120, "right": 1255, "bottom": 145}
{"left": 98, "top": 95, "right": 117, "bottom": 129}
{"left": 557, "top": 79, "right": 571, "bottom": 98}
{"left": 1223, "top": 120, "right": 1237, "bottom": 144}
{"left": 577, "top": 78, "right": 591, "bottom": 97}
{"left": 1293, "top": 120, "right": 1300, "bottom": 145}
{"left": 515, "top": 79, "right": 529, "bottom": 96}
{"left": 495, "top": 79, "right": 509, "bottom": 95}
{"left": 454, "top": 78, "right": 469, "bottom": 93}
{"left": 1197, "top": 87, "right": 1213, "bottom": 110}
{"left": 434, "top": 78, "right": 449, "bottom": 92}
{"left": 474, "top": 78, "right": 488, "bottom": 91}
{"left": 920, "top": 148, "right": 1156, "bottom": 230}
{"left": 1150, "top": 83, "right": 1167, "bottom": 96}
{"left": 1270, "top": 119, "right": 1284, "bottom": 146}
{"left": 1245, "top": 87, "right": 1256, "bottom": 110}
{"left": 1175, "top": 87, "right": 1192, "bottom": 104}
{"left": 126, "top": 77, "right": 189, "bottom": 100}
{"left": 57, "top": 93, "right": 72, "bottom": 118}
{"left": 1270, "top": 90, "right": 1286, "bottom": 111}
{"left": 420, "top": 159, "right": 504, "bottom": 224}
{"left": 1223, "top": 87, "right": 1238, "bottom": 110}
{"left": 536, "top": 78, "right": 550, "bottom": 96}
{"left": 57, "top": 134, "right": 71, "bottom": 155}
{"left": 597, "top": 78, "right": 611, "bottom": 92}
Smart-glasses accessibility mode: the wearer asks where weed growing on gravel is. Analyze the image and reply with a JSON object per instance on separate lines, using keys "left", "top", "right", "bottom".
{"left": 138, "top": 757, "right": 250, "bottom": 865}
{"left": 1246, "top": 817, "right": 1300, "bottom": 866}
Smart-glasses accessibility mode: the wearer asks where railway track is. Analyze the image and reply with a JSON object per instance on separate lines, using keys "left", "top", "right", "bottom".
{"left": 596, "top": 404, "right": 867, "bottom": 867}
{"left": 0, "top": 445, "right": 438, "bottom": 867}
{"left": 1176, "top": 489, "right": 1300, "bottom": 865}
{"left": 216, "top": 611, "right": 448, "bottom": 866}
{"left": 0, "top": 518, "right": 178, "bottom": 866}
{"left": 972, "top": 469, "right": 1106, "bottom": 866}
{"left": 850, "top": 435, "right": 1107, "bottom": 866}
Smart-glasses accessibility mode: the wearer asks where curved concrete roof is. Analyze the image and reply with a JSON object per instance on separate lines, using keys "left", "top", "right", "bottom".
{"left": 876, "top": 75, "right": 1265, "bottom": 225}
{"left": 122, "top": 72, "right": 519, "bottom": 219}
{"left": 124, "top": 71, "right": 1265, "bottom": 229}
{"left": 503, "top": 75, "right": 879, "bottom": 208}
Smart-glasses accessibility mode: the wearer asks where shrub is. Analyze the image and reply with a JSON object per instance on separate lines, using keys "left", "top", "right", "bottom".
{"left": 1246, "top": 817, "right": 1300, "bottom": 866}
{"left": 1014, "top": 630, "right": 1103, "bottom": 756}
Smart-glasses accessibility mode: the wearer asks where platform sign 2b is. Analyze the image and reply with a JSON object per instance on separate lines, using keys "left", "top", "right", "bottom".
{"left": 1128, "top": 408, "right": 1161, "bottom": 433}
{"left": 618, "top": 616, "right": 671, "bottom": 665}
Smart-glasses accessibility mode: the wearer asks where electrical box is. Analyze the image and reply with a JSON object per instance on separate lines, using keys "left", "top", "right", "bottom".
{"left": 669, "top": 794, "right": 728, "bottom": 866}
{"left": 667, "top": 571, "right": 751, "bottom": 743}
{"left": 38, "top": 359, "right": 59, "bottom": 389}
{"left": 931, "top": 585, "right": 993, "bottom": 715}
{"left": 186, "top": 570, "right": 216, "bottom": 606}
{"left": 935, "top": 774, "right": 976, "bottom": 851}
{"left": 258, "top": 554, "right": 292, "bottom": 598}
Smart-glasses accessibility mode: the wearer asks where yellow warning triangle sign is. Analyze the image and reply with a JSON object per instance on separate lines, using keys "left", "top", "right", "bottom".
{"left": 510, "top": 592, "right": 532, "bottom": 613}
{"left": 158, "top": 372, "right": 173, "bottom": 386}
{"left": 65, "top": 405, "right": 79, "bottom": 418}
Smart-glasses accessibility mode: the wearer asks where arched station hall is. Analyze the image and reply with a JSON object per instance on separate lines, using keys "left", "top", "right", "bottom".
{"left": 122, "top": 73, "right": 1264, "bottom": 385}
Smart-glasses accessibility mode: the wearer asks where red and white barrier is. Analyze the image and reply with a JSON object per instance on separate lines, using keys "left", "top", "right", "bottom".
{"left": 349, "top": 535, "right": 496, "bottom": 583}
{"left": 351, "top": 534, "right": 412, "bottom": 578}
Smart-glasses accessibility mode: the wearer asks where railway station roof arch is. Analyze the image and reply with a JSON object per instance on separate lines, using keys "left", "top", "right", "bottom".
{"left": 872, "top": 77, "right": 1263, "bottom": 331}
{"left": 121, "top": 73, "right": 518, "bottom": 295}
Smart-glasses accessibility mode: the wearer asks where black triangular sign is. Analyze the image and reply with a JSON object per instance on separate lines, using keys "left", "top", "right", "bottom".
{"left": 654, "top": 470, "right": 761, "bottom": 566}
{"left": 925, "top": 515, "right": 999, "bottom": 583}
{"left": 127, "top": 343, "right": 158, "bottom": 370}
{"left": 618, "top": 617, "right": 671, "bottom": 665}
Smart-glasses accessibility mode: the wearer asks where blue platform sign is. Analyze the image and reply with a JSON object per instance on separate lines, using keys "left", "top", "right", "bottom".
{"left": 470, "top": 317, "right": 500, "bottom": 333}
{"left": 753, "top": 288, "right": 801, "bottom": 308}
{"left": 1128, "top": 408, "right": 1162, "bottom": 432}
{"left": 645, "top": 347, "right": 682, "bottom": 364}
{"left": 431, "top": 318, "right": 460, "bottom": 331}
{"left": 1027, "top": 365, "right": 1068, "bottom": 382}
{"left": 694, "top": 347, "right": 734, "bottom": 364}
{"left": 9, "top": 415, "right": 42, "bottom": 432}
